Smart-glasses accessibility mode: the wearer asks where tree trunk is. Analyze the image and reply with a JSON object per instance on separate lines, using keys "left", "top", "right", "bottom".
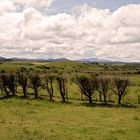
{"left": 61, "top": 93, "right": 65, "bottom": 102}
{"left": 89, "top": 95, "right": 92, "bottom": 104}
{"left": 66, "top": 91, "right": 68, "bottom": 100}
{"left": 11, "top": 87, "right": 16, "bottom": 96}
{"left": 103, "top": 95, "right": 107, "bottom": 104}
{"left": 99, "top": 93, "right": 102, "bottom": 101}
{"left": 118, "top": 95, "right": 122, "bottom": 104}
{"left": 50, "top": 79, "right": 54, "bottom": 99}
{"left": 23, "top": 87, "right": 27, "bottom": 97}
{"left": 34, "top": 89, "right": 38, "bottom": 98}
{"left": 49, "top": 94, "right": 53, "bottom": 101}
{"left": 5, "top": 89, "right": 9, "bottom": 97}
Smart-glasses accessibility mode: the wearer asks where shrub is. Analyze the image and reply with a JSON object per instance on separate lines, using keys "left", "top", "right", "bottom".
{"left": 0, "top": 73, "right": 17, "bottom": 97}
{"left": 113, "top": 77, "right": 129, "bottom": 104}
{"left": 44, "top": 74, "right": 54, "bottom": 101}
{"left": 76, "top": 75, "right": 96, "bottom": 103}
{"left": 29, "top": 73, "right": 41, "bottom": 98}
{"left": 56, "top": 75, "right": 68, "bottom": 102}
{"left": 96, "top": 76, "right": 111, "bottom": 104}
{"left": 17, "top": 72, "right": 28, "bottom": 97}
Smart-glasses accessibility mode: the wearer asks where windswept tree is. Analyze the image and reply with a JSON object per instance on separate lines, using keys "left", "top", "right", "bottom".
{"left": 17, "top": 72, "right": 28, "bottom": 97}
{"left": 0, "top": 74, "right": 3, "bottom": 94}
{"left": 96, "top": 76, "right": 111, "bottom": 104}
{"left": 8, "top": 73, "right": 17, "bottom": 96}
{"left": 44, "top": 74, "right": 54, "bottom": 101}
{"left": 0, "top": 73, "right": 17, "bottom": 97}
{"left": 56, "top": 75, "right": 68, "bottom": 102}
{"left": 29, "top": 73, "right": 41, "bottom": 98}
{"left": 0, "top": 73, "right": 10, "bottom": 97}
{"left": 113, "top": 77, "right": 129, "bottom": 104}
{"left": 76, "top": 75, "right": 96, "bottom": 103}
{"left": 71, "top": 75, "right": 84, "bottom": 101}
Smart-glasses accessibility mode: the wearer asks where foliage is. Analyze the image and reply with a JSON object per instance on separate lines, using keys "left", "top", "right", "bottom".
{"left": 76, "top": 75, "right": 96, "bottom": 103}
{"left": 56, "top": 75, "right": 68, "bottom": 102}
{"left": 29, "top": 73, "right": 41, "bottom": 98}
{"left": 96, "top": 76, "right": 111, "bottom": 104}
{"left": 0, "top": 72, "right": 17, "bottom": 97}
{"left": 17, "top": 72, "right": 28, "bottom": 97}
{"left": 113, "top": 77, "right": 130, "bottom": 104}
{"left": 44, "top": 74, "right": 54, "bottom": 101}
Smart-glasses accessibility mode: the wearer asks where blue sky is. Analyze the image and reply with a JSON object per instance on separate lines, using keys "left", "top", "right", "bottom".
{"left": 50, "top": 0, "right": 140, "bottom": 13}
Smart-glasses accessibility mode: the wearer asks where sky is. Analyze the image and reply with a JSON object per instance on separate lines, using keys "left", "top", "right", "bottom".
{"left": 0, "top": 0, "right": 140, "bottom": 62}
{"left": 50, "top": 0, "right": 140, "bottom": 13}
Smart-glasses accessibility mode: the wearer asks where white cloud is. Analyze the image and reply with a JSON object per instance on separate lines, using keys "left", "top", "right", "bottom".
{"left": 0, "top": 0, "right": 16, "bottom": 13}
{"left": 0, "top": 2, "right": 140, "bottom": 62}
{"left": 13, "top": 0, "right": 55, "bottom": 8}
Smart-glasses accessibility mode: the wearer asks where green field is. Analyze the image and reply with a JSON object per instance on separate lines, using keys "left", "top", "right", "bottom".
{"left": 0, "top": 61, "right": 140, "bottom": 140}
{"left": 0, "top": 98, "right": 139, "bottom": 140}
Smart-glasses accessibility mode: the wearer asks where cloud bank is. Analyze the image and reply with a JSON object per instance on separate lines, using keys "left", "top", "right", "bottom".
{"left": 13, "top": 0, "right": 54, "bottom": 8}
{"left": 0, "top": 1, "right": 140, "bottom": 62}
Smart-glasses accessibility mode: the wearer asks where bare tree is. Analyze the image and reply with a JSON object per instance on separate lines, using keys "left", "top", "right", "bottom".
{"left": 113, "top": 77, "right": 129, "bottom": 104}
{"left": 44, "top": 74, "right": 54, "bottom": 101}
{"left": 96, "top": 76, "right": 111, "bottom": 104}
{"left": 76, "top": 75, "right": 96, "bottom": 103}
{"left": 0, "top": 73, "right": 10, "bottom": 97}
{"left": 8, "top": 73, "right": 17, "bottom": 96}
{"left": 0, "top": 73, "right": 17, "bottom": 97}
{"left": 0, "top": 74, "right": 3, "bottom": 95}
{"left": 29, "top": 73, "right": 41, "bottom": 98}
{"left": 71, "top": 75, "right": 84, "bottom": 101}
{"left": 56, "top": 75, "right": 68, "bottom": 102}
{"left": 17, "top": 72, "right": 28, "bottom": 97}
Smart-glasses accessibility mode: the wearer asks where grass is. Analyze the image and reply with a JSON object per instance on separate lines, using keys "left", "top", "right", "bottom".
{"left": 0, "top": 97, "right": 139, "bottom": 140}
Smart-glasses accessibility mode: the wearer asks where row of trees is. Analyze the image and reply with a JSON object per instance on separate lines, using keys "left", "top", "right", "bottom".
{"left": 0, "top": 72, "right": 130, "bottom": 104}
{"left": 0, "top": 72, "right": 68, "bottom": 102}
{"left": 76, "top": 75, "right": 129, "bottom": 104}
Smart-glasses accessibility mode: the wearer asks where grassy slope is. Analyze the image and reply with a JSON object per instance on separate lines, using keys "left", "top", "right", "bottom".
{"left": 0, "top": 98, "right": 139, "bottom": 140}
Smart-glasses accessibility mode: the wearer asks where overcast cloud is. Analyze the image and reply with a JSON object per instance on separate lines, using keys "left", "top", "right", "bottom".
{"left": 0, "top": 0, "right": 140, "bottom": 62}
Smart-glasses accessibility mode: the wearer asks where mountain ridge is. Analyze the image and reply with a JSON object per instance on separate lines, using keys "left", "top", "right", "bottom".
{"left": 0, "top": 56, "right": 140, "bottom": 63}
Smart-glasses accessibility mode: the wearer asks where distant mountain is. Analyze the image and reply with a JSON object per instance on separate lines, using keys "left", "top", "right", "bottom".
{"left": 0, "top": 56, "right": 70, "bottom": 62}
{"left": 11, "top": 57, "right": 70, "bottom": 62}
{"left": 78, "top": 58, "right": 112, "bottom": 63}
{"left": 0, "top": 56, "right": 139, "bottom": 64}
{"left": 0, "top": 56, "right": 8, "bottom": 61}
{"left": 47, "top": 58, "right": 69, "bottom": 62}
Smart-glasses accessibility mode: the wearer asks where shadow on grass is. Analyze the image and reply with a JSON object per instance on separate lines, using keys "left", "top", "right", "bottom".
{"left": 13, "top": 95, "right": 74, "bottom": 105}
{"left": 41, "top": 94, "right": 83, "bottom": 101}
{"left": 0, "top": 96, "right": 26, "bottom": 101}
{"left": 38, "top": 96, "right": 74, "bottom": 105}
{"left": 0, "top": 95, "right": 138, "bottom": 108}
{"left": 80, "top": 102, "right": 137, "bottom": 108}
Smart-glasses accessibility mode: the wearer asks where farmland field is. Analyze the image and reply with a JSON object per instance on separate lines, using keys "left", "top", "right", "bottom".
{"left": 0, "top": 61, "right": 140, "bottom": 140}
